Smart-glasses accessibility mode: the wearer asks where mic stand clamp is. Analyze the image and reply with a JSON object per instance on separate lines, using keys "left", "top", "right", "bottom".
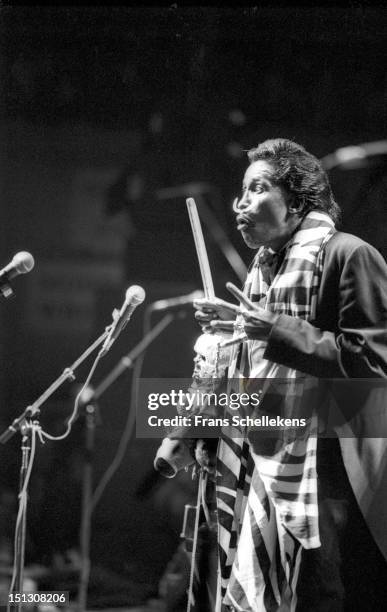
{"left": 0, "top": 280, "right": 15, "bottom": 299}
{"left": 0, "top": 406, "right": 41, "bottom": 445}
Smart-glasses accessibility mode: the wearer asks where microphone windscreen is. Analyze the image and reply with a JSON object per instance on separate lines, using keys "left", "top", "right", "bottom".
{"left": 125, "top": 285, "right": 146, "bottom": 304}
{"left": 13, "top": 251, "right": 35, "bottom": 274}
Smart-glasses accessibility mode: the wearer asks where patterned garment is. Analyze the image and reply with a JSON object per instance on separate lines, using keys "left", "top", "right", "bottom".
{"left": 216, "top": 211, "right": 336, "bottom": 612}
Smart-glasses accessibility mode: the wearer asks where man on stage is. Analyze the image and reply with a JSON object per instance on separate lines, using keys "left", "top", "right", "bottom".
{"left": 194, "top": 138, "right": 387, "bottom": 611}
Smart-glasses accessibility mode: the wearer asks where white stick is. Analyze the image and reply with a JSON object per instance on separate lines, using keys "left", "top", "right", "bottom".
{"left": 186, "top": 197, "right": 215, "bottom": 299}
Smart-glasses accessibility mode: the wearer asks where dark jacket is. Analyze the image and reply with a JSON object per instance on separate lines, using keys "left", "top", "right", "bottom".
{"left": 264, "top": 231, "right": 387, "bottom": 559}
{"left": 265, "top": 231, "right": 387, "bottom": 378}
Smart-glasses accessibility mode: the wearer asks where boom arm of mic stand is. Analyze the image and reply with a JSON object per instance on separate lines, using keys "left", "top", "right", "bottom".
{"left": 87, "top": 313, "right": 174, "bottom": 403}
{"left": 0, "top": 328, "right": 110, "bottom": 445}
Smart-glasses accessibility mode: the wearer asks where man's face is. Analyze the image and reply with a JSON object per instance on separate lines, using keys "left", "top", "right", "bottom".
{"left": 234, "top": 160, "right": 294, "bottom": 250}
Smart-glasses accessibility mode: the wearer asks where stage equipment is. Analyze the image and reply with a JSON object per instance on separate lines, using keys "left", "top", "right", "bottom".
{"left": 321, "top": 140, "right": 387, "bottom": 171}
{"left": 0, "top": 286, "right": 145, "bottom": 612}
{"left": 147, "top": 289, "right": 204, "bottom": 312}
{"left": 153, "top": 198, "right": 233, "bottom": 611}
{"left": 76, "top": 313, "right": 175, "bottom": 612}
{"left": 0, "top": 251, "right": 35, "bottom": 299}
{"left": 101, "top": 285, "right": 145, "bottom": 355}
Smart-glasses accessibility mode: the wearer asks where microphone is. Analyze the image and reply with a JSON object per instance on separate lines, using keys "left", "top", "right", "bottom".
{"left": 148, "top": 290, "right": 204, "bottom": 312}
{"left": 101, "top": 285, "right": 146, "bottom": 355}
{"left": 0, "top": 251, "right": 35, "bottom": 298}
{"left": 0, "top": 251, "right": 35, "bottom": 282}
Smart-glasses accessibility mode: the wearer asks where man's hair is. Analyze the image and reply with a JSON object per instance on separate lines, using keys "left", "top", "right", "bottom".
{"left": 247, "top": 138, "right": 341, "bottom": 224}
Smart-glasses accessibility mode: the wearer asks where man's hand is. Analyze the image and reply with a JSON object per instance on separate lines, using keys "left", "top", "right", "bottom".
{"left": 209, "top": 282, "right": 278, "bottom": 341}
{"left": 193, "top": 296, "right": 239, "bottom": 332}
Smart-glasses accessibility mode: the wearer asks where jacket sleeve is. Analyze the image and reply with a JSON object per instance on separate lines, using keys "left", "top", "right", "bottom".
{"left": 264, "top": 243, "right": 387, "bottom": 378}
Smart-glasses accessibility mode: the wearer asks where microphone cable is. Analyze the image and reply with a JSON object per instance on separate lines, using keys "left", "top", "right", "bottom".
{"left": 41, "top": 350, "right": 104, "bottom": 443}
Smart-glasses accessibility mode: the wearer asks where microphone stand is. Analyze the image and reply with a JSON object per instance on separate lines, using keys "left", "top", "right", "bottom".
{"left": 76, "top": 313, "right": 174, "bottom": 612}
{"left": 0, "top": 328, "right": 110, "bottom": 612}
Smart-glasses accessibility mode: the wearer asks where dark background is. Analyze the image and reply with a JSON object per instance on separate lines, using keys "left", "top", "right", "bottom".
{"left": 0, "top": 5, "right": 386, "bottom": 607}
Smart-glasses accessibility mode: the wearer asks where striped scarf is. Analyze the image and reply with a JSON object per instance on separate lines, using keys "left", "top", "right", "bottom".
{"left": 216, "top": 211, "right": 335, "bottom": 612}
